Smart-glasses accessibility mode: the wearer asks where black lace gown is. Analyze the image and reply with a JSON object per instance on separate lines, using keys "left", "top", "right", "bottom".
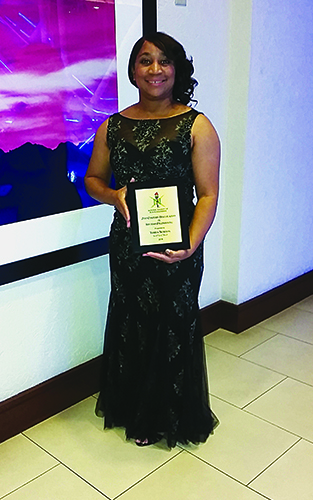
{"left": 95, "top": 108, "right": 218, "bottom": 447}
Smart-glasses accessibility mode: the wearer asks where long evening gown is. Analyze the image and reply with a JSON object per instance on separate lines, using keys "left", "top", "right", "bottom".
{"left": 95, "top": 108, "right": 218, "bottom": 447}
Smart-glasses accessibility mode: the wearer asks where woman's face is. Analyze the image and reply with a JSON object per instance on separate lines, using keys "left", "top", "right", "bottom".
{"left": 132, "top": 41, "right": 175, "bottom": 101}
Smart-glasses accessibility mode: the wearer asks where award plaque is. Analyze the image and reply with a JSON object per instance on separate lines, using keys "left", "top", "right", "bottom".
{"left": 127, "top": 179, "right": 190, "bottom": 253}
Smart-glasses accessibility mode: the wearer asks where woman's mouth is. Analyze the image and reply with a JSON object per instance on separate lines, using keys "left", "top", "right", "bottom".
{"left": 147, "top": 80, "right": 165, "bottom": 85}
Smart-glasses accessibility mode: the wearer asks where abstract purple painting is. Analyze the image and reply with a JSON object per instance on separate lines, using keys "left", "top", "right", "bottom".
{"left": 0, "top": 0, "right": 118, "bottom": 225}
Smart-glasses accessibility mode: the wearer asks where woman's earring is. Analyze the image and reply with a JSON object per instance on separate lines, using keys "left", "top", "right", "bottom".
{"left": 132, "top": 72, "right": 138, "bottom": 88}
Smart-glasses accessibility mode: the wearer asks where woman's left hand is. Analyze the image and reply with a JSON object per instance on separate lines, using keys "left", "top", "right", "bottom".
{"left": 142, "top": 248, "right": 192, "bottom": 263}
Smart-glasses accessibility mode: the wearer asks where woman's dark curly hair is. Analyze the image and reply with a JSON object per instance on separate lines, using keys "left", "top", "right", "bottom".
{"left": 128, "top": 32, "right": 198, "bottom": 105}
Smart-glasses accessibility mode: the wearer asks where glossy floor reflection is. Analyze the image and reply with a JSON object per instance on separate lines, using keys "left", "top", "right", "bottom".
{"left": 1, "top": 296, "right": 313, "bottom": 499}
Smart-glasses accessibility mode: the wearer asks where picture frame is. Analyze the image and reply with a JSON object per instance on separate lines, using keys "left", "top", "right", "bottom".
{"left": 127, "top": 179, "right": 190, "bottom": 253}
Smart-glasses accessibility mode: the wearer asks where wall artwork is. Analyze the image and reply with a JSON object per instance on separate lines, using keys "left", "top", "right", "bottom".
{"left": 0, "top": 0, "right": 118, "bottom": 226}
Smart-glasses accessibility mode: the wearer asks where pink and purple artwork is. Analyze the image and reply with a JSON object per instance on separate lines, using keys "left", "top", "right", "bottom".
{"left": 0, "top": 0, "right": 118, "bottom": 225}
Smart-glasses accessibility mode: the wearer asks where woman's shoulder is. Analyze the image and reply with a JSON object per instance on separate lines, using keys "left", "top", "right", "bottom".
{"left": 97, "top": 112, "right": 121, "bottom": 132}
{"left": 94, "top": 114, "right": 119, "bottom": 144}
{"left": 192, "top": 112, "right": 217, "bottom": 132}
{"left": 192, "top": 113, "right": 220, "bottom": 148}
{"left": 95, "top": 117, "right": 110, "bottom": 137}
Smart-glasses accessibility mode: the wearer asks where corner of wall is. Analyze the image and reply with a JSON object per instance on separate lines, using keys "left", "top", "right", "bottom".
{"left": 220, "top": 0, "right": 253, "bottom": 304}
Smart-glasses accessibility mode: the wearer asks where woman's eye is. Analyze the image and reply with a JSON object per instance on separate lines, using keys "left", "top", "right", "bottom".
{"left": 139, "top": 58, "right": 151, "bottom": 65}
{"left": 160, "top": 59, "right": 171, "bottom": 66}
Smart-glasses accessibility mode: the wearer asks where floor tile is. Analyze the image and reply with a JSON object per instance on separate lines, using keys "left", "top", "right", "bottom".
{"left": 260, "top": 307, "right": 313, "bottom": 344}
{"left": 3, "top": 296, "right": 313, "bottom": 500}
{"left": 204, "top": 327, "right": 277, "bottom": 356}
{"left": 0, "top": 434, "right": 58, "bottom": 498}
{"left": 206, "top": 345, "right": 286, "bottom": 408}
{"left": 245, "top": 378, "right": 313, "bottom": 442}
{"left": 118, "top": 451, "right": 266, "bottom": 500}
{"left": 242, "top": 334, "right": 313, "bottom": 386}
{"left": 295, "top": 295, "right": 313, "bottom": 314}
{"left": 181, "top": 396, "right": 298, "bottom": 485}
{"left": 250, "top": 439, "right": 313, "bottom": 500}
{"left": 24, "top": 397, "right": 180, "bottom": 499}
{"left": 3, "top": 464, "right": 108, "bottom": 500}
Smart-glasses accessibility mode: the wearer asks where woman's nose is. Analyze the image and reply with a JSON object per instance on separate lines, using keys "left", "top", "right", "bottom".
{"left": 149, "top": 61, "right": 162, "bottom": 73}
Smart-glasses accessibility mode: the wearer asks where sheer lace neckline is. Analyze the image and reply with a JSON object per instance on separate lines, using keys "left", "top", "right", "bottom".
{"left": 118, "top": 109, "right": 194, "bottom": 122}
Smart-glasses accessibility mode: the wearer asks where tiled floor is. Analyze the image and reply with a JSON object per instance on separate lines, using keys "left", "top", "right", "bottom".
{"left": 1, "top": 296, "right": 313, "bottom": 499}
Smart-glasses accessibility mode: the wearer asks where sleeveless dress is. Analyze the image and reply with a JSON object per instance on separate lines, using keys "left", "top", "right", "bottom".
{"left": 95, "top": 108, "right": 218, "bottom": 448}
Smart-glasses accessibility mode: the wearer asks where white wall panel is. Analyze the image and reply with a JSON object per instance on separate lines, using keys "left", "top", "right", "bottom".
{"left": 0, "top": 255, "right": 110, "bottom": 402}
{"left": 238, "top": 0, "right": 313, "bottom": 302}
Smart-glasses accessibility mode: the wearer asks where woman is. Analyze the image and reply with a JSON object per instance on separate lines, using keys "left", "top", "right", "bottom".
{"left": 85, "top": 32, "right": 220, "bottom": 448}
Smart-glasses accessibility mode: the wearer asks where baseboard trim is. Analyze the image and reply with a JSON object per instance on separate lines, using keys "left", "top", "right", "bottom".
{"left": 201, "top": 269, "right": 313, "bottom": 335}
{"left": 0, "top": 357, "right": 102, "bottom": 443}
{"left": 1, "top": 269, "right": 312, "bottom": 443}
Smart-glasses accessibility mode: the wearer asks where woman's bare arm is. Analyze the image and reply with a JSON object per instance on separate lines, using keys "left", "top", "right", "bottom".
{"left": 84, "top": 119, "right": 130, "bottom": 226}
{"left": 144, "top": 113, "right": 220, "bottom": 262}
